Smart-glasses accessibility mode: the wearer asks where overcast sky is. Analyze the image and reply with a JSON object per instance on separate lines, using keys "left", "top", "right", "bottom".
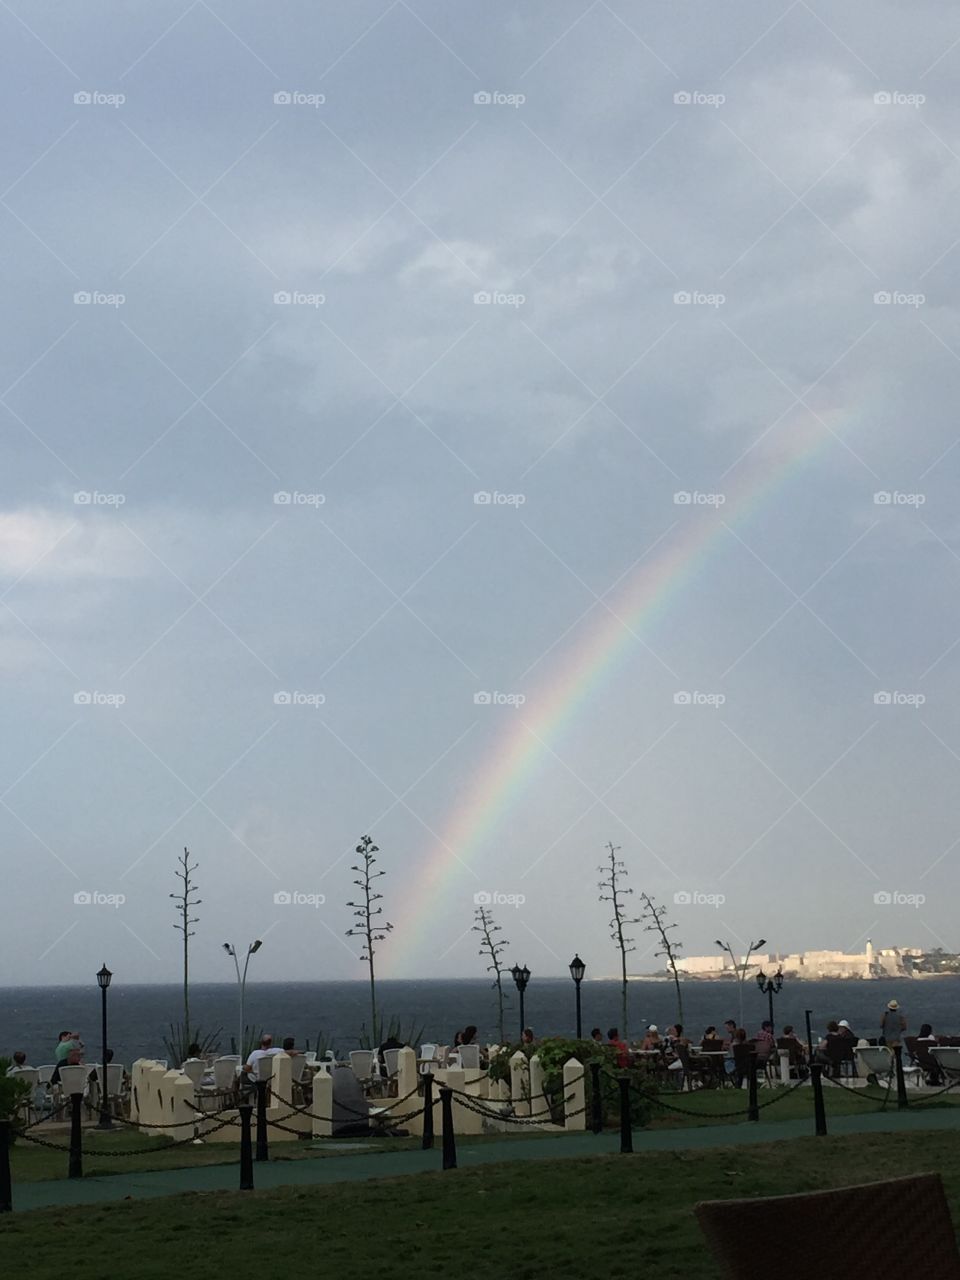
{"left": 3, "top": 1, "right": 960, "bottom": 986}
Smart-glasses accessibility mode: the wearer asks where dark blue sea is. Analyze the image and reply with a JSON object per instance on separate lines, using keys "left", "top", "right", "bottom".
{"left": 3, "top": 977, "right": 959, "bottom": 1067}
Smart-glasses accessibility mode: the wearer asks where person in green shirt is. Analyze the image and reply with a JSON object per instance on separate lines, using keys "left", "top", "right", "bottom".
{"left": 54, "top": 1032, "right": 74, "bottom": 1063}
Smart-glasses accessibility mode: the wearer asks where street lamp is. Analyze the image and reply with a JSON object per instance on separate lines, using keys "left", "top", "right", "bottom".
{"left": 510, "top": 963, "right": 531, "bottom": 1039}
{"left": 568, "top": 954, "right": 586, "bottom": 1039}
{"left": 716, "top": 938, "right": 767, "bottom": 1027}
{"left": 96, "top": 963, "right": 113, "bottom": 1130}
{"left": 755, "top": 966, "right": 784, "bottom": 1036}
{"left": 223, "top": 940, "right": 263, "bottom": 1065}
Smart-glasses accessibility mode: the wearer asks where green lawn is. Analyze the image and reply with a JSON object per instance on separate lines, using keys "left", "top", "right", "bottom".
{"left": 11, "top": 1083, "right": 954, "bottom": 1181}
{"left": 2, "top": 1129, "right": 960, "bottom": 1279}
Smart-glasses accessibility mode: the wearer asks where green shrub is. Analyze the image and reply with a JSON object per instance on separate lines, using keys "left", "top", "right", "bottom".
{"left": 487, "top": 1038, "right": 654, "bottom": 1127}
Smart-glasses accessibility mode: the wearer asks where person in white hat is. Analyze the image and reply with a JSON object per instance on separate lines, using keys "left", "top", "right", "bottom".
{"left": 837, "top": 1018, "right": 856, "bottom": 1040}
{"left": 641, "top": 1024, "right": 661, "bottom": 1051}
{"left": 880, "top": 999, "right": 906, "bottom": 1047}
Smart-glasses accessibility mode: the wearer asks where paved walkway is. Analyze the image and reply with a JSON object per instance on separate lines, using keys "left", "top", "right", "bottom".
{"left": 12, "top": 1108, "right": 960, "bottom": 1212}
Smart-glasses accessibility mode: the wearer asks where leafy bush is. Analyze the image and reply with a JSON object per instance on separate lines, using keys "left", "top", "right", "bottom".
{"left": 486, "top": 1038, "right": 654, "bottom": 1127}
{"left": 0, "top": 1056, "right": 32, "bottom": 1132}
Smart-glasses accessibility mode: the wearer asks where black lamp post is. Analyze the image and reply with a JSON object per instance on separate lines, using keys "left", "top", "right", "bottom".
{"left": 755, "top": 966, "right": 784, "bottom": 1036}
{"left": 96, "top": 963, "right": 113, "bottom": 1129}
{"left": 510, "top": 963, "right": 530, "bottom": 1039}
{"left": 569, "top": 954, "right": 586, "bottom": 1038}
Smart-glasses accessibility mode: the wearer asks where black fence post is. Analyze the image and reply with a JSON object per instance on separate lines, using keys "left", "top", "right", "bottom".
{"left": 590, "top": 1062, "right": 603, "bottom": 1133}
{"left": 747, "top": 1057, "right": 759, "bottom": 1122}
{"left": 440, "top": 1086, "right": 457, "bottom": 1170}
{"left": 68, "top": 1092, "right": 83, "bottom": 1179}
{"left": 618, "top": 1076, "right": 633, "bottom": 1153}
{"left": 810, "top": 1064, "right": 828, "bottom": 1136}
{"left": 238, "top": 1103, "right": 254, "bottom": 1190}
{"left": 894, "top": 1045, "right": 909, "bottom": 1111}
{"left": 0, "top": 1120, "right": 11, "bottom": 1212}
{"left": 421, "top": 1072, "right": 434, "bottom": 1150}
{"left": 255, "top": 1080, "right": 269, "bottom": 1162}
{"left": 804, "top": 1009, "right": 814, "bottom": 1063}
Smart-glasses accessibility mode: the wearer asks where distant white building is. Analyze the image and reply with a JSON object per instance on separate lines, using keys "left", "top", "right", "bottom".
{"left": 660, "top": 939, "right": 913, "bottom": 980}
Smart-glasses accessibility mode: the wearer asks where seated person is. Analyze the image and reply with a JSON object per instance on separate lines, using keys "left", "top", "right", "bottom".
{"left": 640, "top": 1024, "right": 662, "bottom": 1051}
{"left": 590, "top": 1027, "right": 603, "bottom": 1043}
{"left": 837, "top": 1019, "right": 856, "bottom": 1040}
{"left": 7, "top": 1051, "right": 28, "bottom": 1072}
{"left": 754, "top": 1020, "right": 775, "bottom": 1058}
{"left": 721, "top": 1019, "right": 738, "bottom": 1050}
{"left": 607, "top": 1027, "right": 629, "bottom": 1068}
{"left": 244, "top": 1034, "right": 284, "bottom": 1077}
{"left": 917, "top": 1023, "right": 936, "bottom": 1041}
{"left": 281, "top": 1036, "right": 302, "bottom": 1056}
{"left": 700, "top": 1026, "right": 723, "bottom": 1049}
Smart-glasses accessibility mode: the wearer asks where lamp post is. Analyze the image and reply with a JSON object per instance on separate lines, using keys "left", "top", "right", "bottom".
{"left": 568, "top": 954, "right": 586, "bottom": 1039}
{"left": 715, "top": 938, "right": 767, "bottom": 1027}
{"left": 510, "top": 963, "right": 530, "bottom": 1039}
{"left": 96, "top": 964, "right": 113, "bottom": 1130}
{"left": 223, "top": 940, "right": 263, "bottom": 1065}
{"left": 755, "top": 967, "right": 784, "bottom": 1036}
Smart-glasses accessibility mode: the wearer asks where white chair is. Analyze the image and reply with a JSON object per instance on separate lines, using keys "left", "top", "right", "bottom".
{"left": 88, "top": 1064, "right": 125, "bottom": 1114}
{"left": 349, "top": 1050, "right": 375, "bottom": 1085}
{"left": 382, "top": 1048, "right": 401, "bottom": 1079}
{"left": 212, "top": 1055, "right": 240, "bottom": 1091}
{"left": 457, "top": 1044, "right": 481, "bottom": 1071}
{"left": 418, "top": 1043, "right": 439, "bottom": 1074}
{"left": 37, "top": 1064, "right": 56, "bottom": 1085}
{"left": 57, "top": 1064, "right": 88, "bottom": 1097}
{"left": 304, "top": 1051, "right": 318, "bottom": 1065}
{"left": 181, "top": 1058, "right": 205, "bottom": 1087}
{"left": 253, "top": 1054, "right": 276, "bottom": 1082}
{"left": 931, "top": 1047, "right": 960, "bottom": 1081}
{"left": 854, "top": 1046, "right": 893, "bottom": 1079}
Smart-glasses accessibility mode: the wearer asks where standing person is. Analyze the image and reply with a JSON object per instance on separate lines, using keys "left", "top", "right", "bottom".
{"left": 521, "top": 1028, "right": 535, "bottom": 1046}
{"left": 880, "top": 1000, "right": 906, "bottom": 1047}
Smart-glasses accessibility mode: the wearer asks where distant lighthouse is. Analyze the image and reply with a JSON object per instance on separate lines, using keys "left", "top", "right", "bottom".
{"left": 865, "top": 938, "right": 875, "bottom": 978}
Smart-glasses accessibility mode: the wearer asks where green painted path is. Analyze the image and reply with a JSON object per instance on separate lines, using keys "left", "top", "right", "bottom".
{"left": 12, "top": 1108, "right": 960, "bottom": 1213}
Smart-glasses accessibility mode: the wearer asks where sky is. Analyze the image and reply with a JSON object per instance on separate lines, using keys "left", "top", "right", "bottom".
{"left": 2, "top": 0, "right": 960, "bottom": 986}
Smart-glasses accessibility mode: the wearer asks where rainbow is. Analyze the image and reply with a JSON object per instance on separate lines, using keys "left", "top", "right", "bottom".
{"left": 388, "top": 405, "right": 843, "bottom": 972}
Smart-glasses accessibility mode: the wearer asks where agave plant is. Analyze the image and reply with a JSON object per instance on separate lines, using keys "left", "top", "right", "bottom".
{"left": 161, "top": 1022, "right": 222, "bottom": 1066}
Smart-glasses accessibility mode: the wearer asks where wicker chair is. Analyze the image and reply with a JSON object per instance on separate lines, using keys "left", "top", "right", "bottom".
{"left": 696, "top": 1173, "right": 960, "bottom": 1279}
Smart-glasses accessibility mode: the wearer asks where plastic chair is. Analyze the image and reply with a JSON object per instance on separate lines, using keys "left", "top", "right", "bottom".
{"left": 212, "top": 1055, "right": 240, "bottom": 1090}
{"left": 181, "top": 1058, "right": 205, "bottom": 1087}
{"left": 457, "top": 1044, "right": 481, "bottom": 1071}
{"left": 57, "top": 1064, "right": 88, "bottom": 1096}
{"left": 349, "top": 1050, "right": 375, "bottom": 1084}
{"left": 855, "top": 1045, "right": 893, "bottom": 1079}
{"left": 696, "top": 1173, "right": 960, "bottom": 1278}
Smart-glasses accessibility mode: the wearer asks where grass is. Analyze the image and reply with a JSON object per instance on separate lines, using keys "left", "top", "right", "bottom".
{"left": 11, "top": 1082, "right": 955, "bottom": 1181}
{"left": 3, "top": 1128, "right": 960, "bottom": 1279}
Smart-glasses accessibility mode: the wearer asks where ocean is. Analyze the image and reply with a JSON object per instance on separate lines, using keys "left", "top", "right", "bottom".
{"left": 3, "top": 977, "right": 958, "bottom": 1067}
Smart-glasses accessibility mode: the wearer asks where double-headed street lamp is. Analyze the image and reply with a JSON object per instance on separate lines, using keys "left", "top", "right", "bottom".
{"left": 716, "top": 938, "right": 767, "bottom": 1028}
{"left": 569, "top": 954, "right": 586, "bottom": 1039}
{"left": 756, "top": 966, "right": 784, "bottom": 1036}
{"left": 223, "top": 940, "right": 263, "bottom": 1065}
{"left": 96, "top": 964, "right": 113, "bottom": 1130}
{"left": 510, "top": 963, "right": 531, "bottom": 1039}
